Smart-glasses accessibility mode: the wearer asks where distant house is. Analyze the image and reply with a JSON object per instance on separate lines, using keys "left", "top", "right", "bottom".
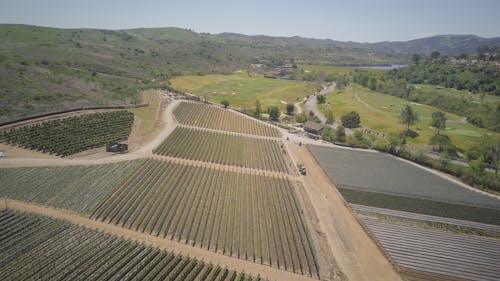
{"left": 0, "top": 150, "right": 7, "bottom": 157}
{"left": 304, "top": 121, "right": 324, "bottom": 135}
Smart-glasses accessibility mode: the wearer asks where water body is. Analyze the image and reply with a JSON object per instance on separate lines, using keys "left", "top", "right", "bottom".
{"left": 357, "top": 64, "right": 407, "bottom": 70}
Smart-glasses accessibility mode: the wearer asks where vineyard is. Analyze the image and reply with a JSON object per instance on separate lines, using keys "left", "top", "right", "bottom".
{"left": 0, "top": 160, "right": 143, "bottom": 215}
{"left": 154, "top": 126, "right": 290, "bottom": 173}
{"left": 0, "top": 210, "right": 259, "bottom": 281}
{"left": 92, "top": 159, "right": 319, "bottom": 277}
{"left": 0, "top": 111, "right": 134, "bottom": 156}
{"left": 174, "top": 102, "right": 281, "bottom": 137}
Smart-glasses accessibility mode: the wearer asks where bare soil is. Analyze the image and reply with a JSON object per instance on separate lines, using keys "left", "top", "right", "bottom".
{"left": 288, "top": 144, "right": 403, "bottom": 281}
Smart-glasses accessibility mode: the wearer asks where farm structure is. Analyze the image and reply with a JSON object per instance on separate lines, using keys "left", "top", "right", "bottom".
{"left": 91, "top": 159, "right": 319, "bottom": 277}
{"left": 174, "top": 101, "right": 281, "bottom": 138}
{"left": 0, "top": 210, "right": 258, "bottom": 281}
{"left": 0, "top": 111, "right": 134, "bottom": 156}
{"left": 303, "top": 122, "right": 324, "bottom": 135}
{"left": 154, "top": 126, "right": 290, "bottom": 173}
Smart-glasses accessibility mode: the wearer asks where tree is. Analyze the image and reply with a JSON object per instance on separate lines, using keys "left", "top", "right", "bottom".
{"left": 268, "top": 106, "right": 280, "bottom": 121}
{"left": 431, "top": 111, "right": 447, "bottom": 135}
{"left": 429, "top": 134, "right": 456, "bottom": 155}
{"left": 340, "top": 111, "right": 361, "bottom": 128}
{"left": 295, "top": 113, "right": 307, "bottom": 123}
{"left": 326, "top": 110, "right": 334, "bottom": 125}
{"left": 221, "top": 100, "right": 229, "bottom": 108}
{"left": 254, "top": 100, "right": 261, "bottom": 117}
{"left": 430, "top": 51, "right": 440, "bottom": 59}
{"left": 369, "top": 77, "right": 377, "bottom": 91}
{"left": 400, "top": 105, "right": 418, "bottom": 133}
{"left": 412, "top": 53, "right": 421, "bottom": 64}
{"left": 317, "top": 95, "right": 326, "bottom": 104}
{"left": 286, "top": 103, "right": 295, "bottom": 115}
{"left": 321, "top": 126, "right": 334, "bottom": 141}
{"left": 336, "top": 126, "right": 346, "bottom": 142}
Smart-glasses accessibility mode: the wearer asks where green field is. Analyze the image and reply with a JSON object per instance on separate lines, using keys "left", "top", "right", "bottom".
{"left": 413, "top": 84, "right": 500, "bottom": 104}
{"left": 0, "top": 210, "right": 255, "bottom": 281}
{"left": 171, "top": 72, "right": 314, "bottom": 111}
{"left": 92, "top": 159, "right": 319, "bottom": 276}
{"left": 174, "top": 101, "right": 281, "bottom": 137}
{"left": 154, "top": 126, "right": 290, "bottom": 173}
{"left": 0, "top": 111, "right": 134, "bottom": 156}
{"left": 324, "top": 84, "right": 497, "bottom": 149}
{"left": 0, "top": 160, "right": 144, "bottom": 215}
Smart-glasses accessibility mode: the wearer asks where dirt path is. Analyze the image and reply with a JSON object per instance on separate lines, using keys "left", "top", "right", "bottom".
{"left": 4, "top": 199, "right": 315, "bottom": 281}
{"left": 0, "top": 99, "right": 180, "bottom": 168}
{"left": 288, "top": 144, "right": 403, "bottom": 281}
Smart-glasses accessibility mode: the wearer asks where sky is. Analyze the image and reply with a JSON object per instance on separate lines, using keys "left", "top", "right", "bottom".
{"left": 1, "top": 0, "right": 499, "bottom": 43}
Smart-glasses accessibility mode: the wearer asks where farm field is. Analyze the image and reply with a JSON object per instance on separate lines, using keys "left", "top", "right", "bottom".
{"left": 92, "top": 158, "right": 319, "bottom": 277}
{"left": 171, "top": 72, "right": 314, "bottom": 111}
{"left": 364, "top": 220, "right": 500, "bottom": 281}
{"left": 0, "top": 209, "right": 257, "bottom": 281}
{"left": 154, "top": 126, "right": 290, "bottom": 173}
{"left": 323, "top": 85, "right": 497, "bottom": 150}
{"left": 0, "top": 111, "right": 134, "bottom": 156}
{"left": 339, "top": 187, "right": 500, "bottom": 225}
{"left": 309, "top": 145, "right": 500, "bottom": 209}
{"left": 0, "top": 160, "right": 144, "bottom": 215}
{"left": 174, "top": 101, "right": 281, "bottom": 137}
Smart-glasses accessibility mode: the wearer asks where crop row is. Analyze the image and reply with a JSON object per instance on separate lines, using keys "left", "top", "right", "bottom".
{"left": 154, "top": 126, "right": 290, "bottom": 173}
{"left": 0, "top": 209, "right": 260, "bottom": 281}
{"left": 174, "top": 101, "right": 281, "bottom": 137}
{"left": 0, "top": 160, "right": 144, "bottom": 215}
{"left": 0, "top": 111, "right": 134, "bottom": 156}
{"left": 92, "top": 159, "right": 319, "bottom": 277}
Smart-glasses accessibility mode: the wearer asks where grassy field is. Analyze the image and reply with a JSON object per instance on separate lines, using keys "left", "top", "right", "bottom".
{"left": 174, "top": 101, "right": 281, "bottom": 137}
{"left": 413, "top": 84, "right": 500, "bottom": 104}
{"left": 0, "top": 210, "right": 254, "bottom": 281}
{"left": 171, "top": 72, "right": 314, "bottom": 111}
{"left": 92, "top": 159, "right": 319, "bottom": 276}
{"left": 154, "top": 126, "right": 290, "bottom": 173}
{"left": 298, "top": 64, "right": 385, "bottom": 77}
{"left": 324, "top": 84, "right": 498, "bottom": 150}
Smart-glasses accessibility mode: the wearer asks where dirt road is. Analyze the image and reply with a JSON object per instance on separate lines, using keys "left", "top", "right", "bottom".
{"left": 288, "top": 144, "right": 403, "bottom": 281}
{"left": 4, "top": 199, "right": 316, "bottom": 281}
{"left": 0, "top": 99, "right": 180, "bottom": 168}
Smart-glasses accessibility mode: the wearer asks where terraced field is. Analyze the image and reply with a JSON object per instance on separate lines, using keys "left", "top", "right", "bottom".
{"left": 92, "top": 159, "right": 319, "bottom": 277}
{"left": 0, "top": 210, "right": 257, "bottom": 281}
{"left": 154, "top": 126, "right": 289, "bottom": 173}
{"left": 0, "top": 111, "right": 134, "bottom": 156}
{"left": 174, "top": 101, "right": 281, "bottom": 137}
{"left": 0, "top": 160, "right": 144, "bottom": 215}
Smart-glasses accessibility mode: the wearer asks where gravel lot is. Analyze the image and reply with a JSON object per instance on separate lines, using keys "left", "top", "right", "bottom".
{"left": 309, "top": 145, "right": 500, "bottom": 210}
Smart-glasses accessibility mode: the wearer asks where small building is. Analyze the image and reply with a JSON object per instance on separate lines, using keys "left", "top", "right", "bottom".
{"left": 0, "top": 150, "right": 7, "bottom": 158}
{"left": 304, "top": 121, "right": 324, "bottom": 135}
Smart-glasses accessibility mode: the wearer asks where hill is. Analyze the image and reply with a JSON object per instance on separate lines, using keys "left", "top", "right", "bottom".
{"left": 1, "top": 24, "right": 498, "bottom": 123}
{"left": 368, "top": 34, "right": 500, "bottom": 55}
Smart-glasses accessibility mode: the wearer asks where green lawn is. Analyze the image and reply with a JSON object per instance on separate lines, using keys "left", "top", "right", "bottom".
{"left": 171, "top": 72, "right": 315, "bottom": 111}
{"left": 298, "top": 64, "right": 386, "bottom": 78}
{"left": 325, "top": 85, "right": 498, "bottom": 150}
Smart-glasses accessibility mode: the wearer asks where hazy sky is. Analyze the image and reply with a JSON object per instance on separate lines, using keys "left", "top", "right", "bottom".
{"left": 1, "top": 0, "right": 499, "bottom": 42}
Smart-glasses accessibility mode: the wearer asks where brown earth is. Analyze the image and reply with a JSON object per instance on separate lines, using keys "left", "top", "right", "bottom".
{"left": 287, "top": 143, "right": 403, "bottom": 281}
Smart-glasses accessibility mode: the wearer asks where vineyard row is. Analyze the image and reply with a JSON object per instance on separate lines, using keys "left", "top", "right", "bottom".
{"left": 0, "top": 209, "right": 260, "bottom": 281}
{"left": 92, "top": 159, "right": 319, "bottom": 277}
{"left": 154, "top": 126, "right": 290, "bottom": 173}
{"left": 174, "top": 101, "right": 281, "bottom": 138}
